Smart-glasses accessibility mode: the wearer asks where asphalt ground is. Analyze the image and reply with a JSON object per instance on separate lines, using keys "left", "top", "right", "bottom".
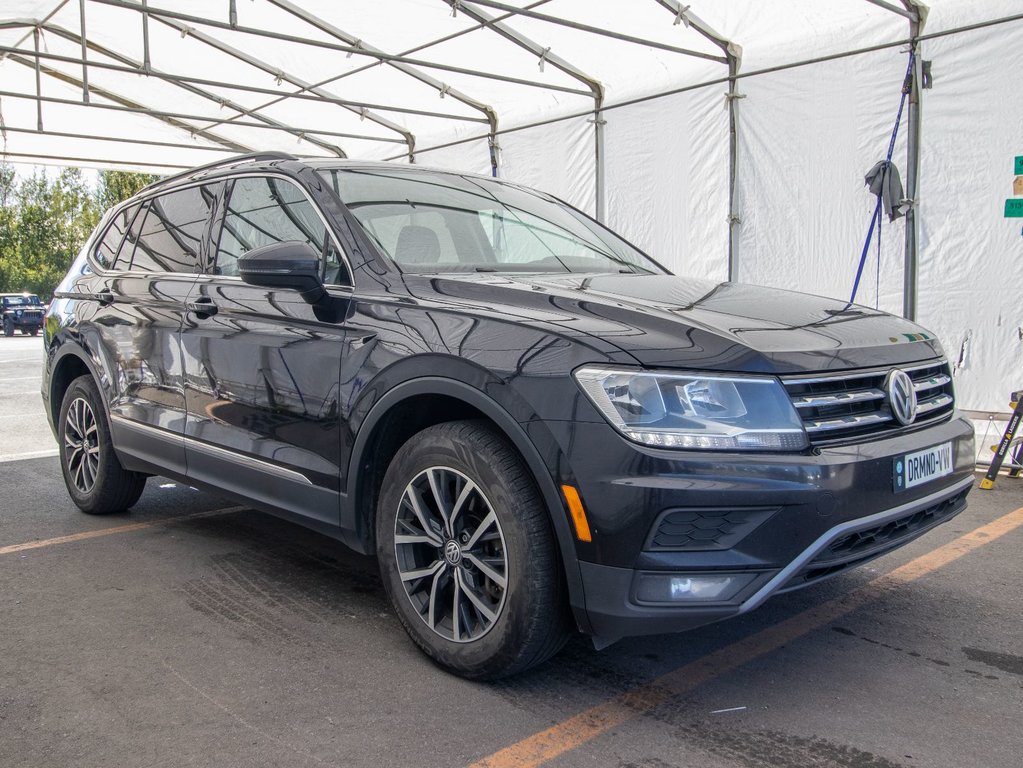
{"left": 1, "top": 332, "right": 1021, "bottom": 768}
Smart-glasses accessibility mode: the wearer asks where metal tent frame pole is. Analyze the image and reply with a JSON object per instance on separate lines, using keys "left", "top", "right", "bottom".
{"left": 726, "top": 51, "right": 741, "bottom": 282}
{"left": 77, "top": 0, "right": 89, "bottom": 102}
{"left": 451, "top": 1, "right": 606, "bottom": 219}
{"left": 903, "top": 1, "right": 928, "bottom": 321}
{"left": 0, "top": 150, "right": 189, "bottom": 170}
{"left": 5, "top": 52, "right": 253, "bottom": 151}
{"left": 0, "top": 124, "right": 248, "bottom": 154}
{"left": 86, "top": 1, "right": 588, "bottom": 96}
{"left": 0, "top": 87, "right": 404, "bottom": 145}
{"left": 865, "top": 0, "right": 917, "bottom": 21}
{"left": 242, "top": 0, "right": 570, "bottom": 149}
{"left": 265, "top": 0, "right": 503, "bottom": 176}
{"left": 139, "top": 14, "right": 420, "bottom": 161}
{"left": 37, "top": 22, "right": 347, "bottom": 157}
{"left": 0, "top": 39, "right": 481, "bottom": 126}
{"left": 867, "top": 0, "right": 927, "bottom": 319}
{"left": 654, "top": 2, "right": 741, "bottom": 279}
{"left": 457, "top": 0, "right": 726, "bottom": 63}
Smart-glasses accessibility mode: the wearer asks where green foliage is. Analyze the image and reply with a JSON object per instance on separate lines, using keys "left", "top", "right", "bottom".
{"left": 95, "top": 169, "right": 160, "bottom": 213}
{"left": 0, "top": 166, "right": 159, "bottom": 300}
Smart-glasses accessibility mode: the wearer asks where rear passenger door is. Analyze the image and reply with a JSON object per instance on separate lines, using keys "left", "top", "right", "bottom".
{"left": 91, "top": 183, "right": 220, "bottom": 476}
{"left": 179, "top": 174, "right": 349, "bottom": 526}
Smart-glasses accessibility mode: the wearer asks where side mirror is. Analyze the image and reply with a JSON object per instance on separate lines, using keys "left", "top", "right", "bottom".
{"left": 238, "top": 241, "right": 327, "bottom": 305}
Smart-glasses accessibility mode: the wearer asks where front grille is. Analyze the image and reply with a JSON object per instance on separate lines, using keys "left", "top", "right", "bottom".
{"left": 782, "top": 486, "right": 968, "bottom": 589}
{"left": 782, "top": 360, "right": 954, "bottom": 444}
{"left": 645, "top": 507, "right": 776, "bottom": 551}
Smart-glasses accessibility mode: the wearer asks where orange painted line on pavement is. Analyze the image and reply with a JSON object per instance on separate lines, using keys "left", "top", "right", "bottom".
{"left": 470, "top": 504, "right": 1023, "bottom": 768}
{"left": 0, "top": 505, "right": 247, "bottom": 556}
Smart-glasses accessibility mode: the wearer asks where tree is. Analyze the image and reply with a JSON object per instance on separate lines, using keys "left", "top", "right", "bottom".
{"left": 0, "top": 165, "right": 16, "bottom": 291}
{"left": 0, "top": 165, "right": 160, "bottom": 300}
{"left": 96, "top": 169, "right": 160, "bottom": 214}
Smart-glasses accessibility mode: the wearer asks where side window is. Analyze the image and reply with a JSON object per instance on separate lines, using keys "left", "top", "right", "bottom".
{"left": 216, "top": 176, "right": 350, "bottom": 285}
{"left": 129, "top": 185, "right": 219, "bottom": 273}
{"left": 93, "top": 203, "right": 141, "bottom": 270}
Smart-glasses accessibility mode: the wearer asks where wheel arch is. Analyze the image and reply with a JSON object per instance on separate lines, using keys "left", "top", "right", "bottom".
{"left": 346, "top": 376, "right": 590, "bottom": 630}
{"left": 46, "top": 343, "right": 105, "bottom": 433}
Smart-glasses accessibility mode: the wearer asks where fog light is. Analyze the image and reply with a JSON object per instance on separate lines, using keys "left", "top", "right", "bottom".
{"left": 634, "top": 572, "right": 757, "bottom": 603}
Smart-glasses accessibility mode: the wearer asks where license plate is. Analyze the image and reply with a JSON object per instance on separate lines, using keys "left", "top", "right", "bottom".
{"left": 894, "top": 442, "right": 953, "bottom": 492}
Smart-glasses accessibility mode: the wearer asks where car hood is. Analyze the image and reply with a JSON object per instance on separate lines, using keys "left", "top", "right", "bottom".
{"left": 402, "top": 273, "right": 944, "bottom": 374}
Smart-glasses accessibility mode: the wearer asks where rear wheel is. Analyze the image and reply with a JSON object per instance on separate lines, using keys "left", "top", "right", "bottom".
{"left": 58, "top": 375, "right": 146, "bottom": 514}
{"left": 377, "top": 420, "right": 570, "bottom": 679}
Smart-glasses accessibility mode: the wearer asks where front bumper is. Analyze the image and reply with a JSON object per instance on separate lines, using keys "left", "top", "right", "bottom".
{"left": 537, "top": 414, "right": 975, "bottom": 643}
{"left": 578, "top": 474, "right": 971, "bottom": 643}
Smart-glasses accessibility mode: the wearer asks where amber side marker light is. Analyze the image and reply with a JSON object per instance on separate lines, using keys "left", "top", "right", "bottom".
{"left": 561, "top": 484, "right": 592, "bottom": 542}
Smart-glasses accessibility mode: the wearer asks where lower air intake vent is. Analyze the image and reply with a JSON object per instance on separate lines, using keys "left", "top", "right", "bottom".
{"left": 645, "top": 507, "right": 777, "bottom": 551}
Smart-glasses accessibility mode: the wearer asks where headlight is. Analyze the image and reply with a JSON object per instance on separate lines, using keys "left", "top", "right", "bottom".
{"left": 573, "top": 366, "right": 807, "bottom": 451}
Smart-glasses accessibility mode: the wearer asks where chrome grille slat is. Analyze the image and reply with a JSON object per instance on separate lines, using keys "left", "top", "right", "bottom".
{"left": 792, "top": 389, "right": 885, "bottom": 409}
{"left": 916, "top": 393, "right": 953, "bottom": 414}
{"left": 782, "top": 359, "right": 954, "bottom": 443}
{"left": 913, "top": 374, "right": 950, "bottom": 392}
{"left": 804, "top": 412, "right": 892, "bottom": 433}
{"left": 781, "top": 360, "right": 944, "bottom": 386}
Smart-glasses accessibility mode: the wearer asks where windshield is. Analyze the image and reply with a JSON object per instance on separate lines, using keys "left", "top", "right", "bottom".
{"left": 317, "top": 167, "right": 665, "bottom": 275}
{"left": 3, "top": 295, "right": 40, "bottom": 306}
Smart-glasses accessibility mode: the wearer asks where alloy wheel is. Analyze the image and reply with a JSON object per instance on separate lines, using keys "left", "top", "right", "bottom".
{"left": 394, "top": 466, "right": 508, "bottom": 643}
{"left": 64, "top": 397, "right": 100, "bottom": 493}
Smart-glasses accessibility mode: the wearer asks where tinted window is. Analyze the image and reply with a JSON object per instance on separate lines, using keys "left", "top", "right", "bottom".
{"left": 129, "top": 185, "right": 219, "bottom": 273}
{"left": 94, "top": 204, "right": 141, "bottom": 270}
{"left": 215, "top": 176, "right": 350, "bottom": 284}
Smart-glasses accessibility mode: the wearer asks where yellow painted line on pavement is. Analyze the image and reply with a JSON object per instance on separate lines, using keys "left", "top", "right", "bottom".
{"left": 470, "top": 504, "right": 1023, "bottom": 768}
{"left": 0, "top": 505, "right": 247, "bottom": 556}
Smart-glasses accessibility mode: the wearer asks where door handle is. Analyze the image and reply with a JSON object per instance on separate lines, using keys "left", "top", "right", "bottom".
{"left": 186, "top": 298, "right": 218, "bottom": 318}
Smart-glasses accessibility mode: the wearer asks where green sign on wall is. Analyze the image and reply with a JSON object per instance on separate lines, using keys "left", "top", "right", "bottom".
{"left": 1016, "top": 156, "right": 1023, "bottom": 175}
{"left": 1005, "top": 199, "right": 1023, "bottom": 218}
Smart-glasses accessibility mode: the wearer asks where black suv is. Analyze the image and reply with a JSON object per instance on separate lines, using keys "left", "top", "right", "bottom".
{"left": 2, "top": 293, "right": 44, "bottom": 336}
{"left": 42, "top": 153, "right": 974, "bottom": 679}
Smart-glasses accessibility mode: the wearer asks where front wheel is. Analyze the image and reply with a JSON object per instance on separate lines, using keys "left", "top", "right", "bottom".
{"left": 2, "top": 319, "right": 12, "bottom": 337}
{"left": 377, "top": 420, "right": 570, "bottom": 679}
{"left": 58, "top": 375, "right": 147, "bottom": 514}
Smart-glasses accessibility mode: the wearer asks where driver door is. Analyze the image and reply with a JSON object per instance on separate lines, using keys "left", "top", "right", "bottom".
{"left": 180, "top": 174, "right": 350, "bottom": 526}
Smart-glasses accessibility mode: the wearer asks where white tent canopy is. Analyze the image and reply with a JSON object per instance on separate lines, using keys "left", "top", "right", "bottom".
{"left": 2, "top": 1, "right": 1021, "bottom": 431}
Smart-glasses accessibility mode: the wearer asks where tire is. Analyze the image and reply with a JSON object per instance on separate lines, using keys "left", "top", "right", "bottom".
{"left": 376, "top": 420, "right": 570, "bottom": 679}
{"left": 58, "top": 375, "right": 146, "bottom": 514}
{"left": 3, "top": 319, "right": 12, "bottom": 337}
{"left": 29, "top": 326, "right": 39, "bottom": 336}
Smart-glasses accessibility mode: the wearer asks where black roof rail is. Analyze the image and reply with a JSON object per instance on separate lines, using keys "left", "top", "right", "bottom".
{"left": 139, "top": 151, "right": 299, "bottom": 193}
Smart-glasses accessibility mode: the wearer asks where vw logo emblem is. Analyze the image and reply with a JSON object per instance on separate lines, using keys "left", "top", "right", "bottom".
{"left": 886, "top": 368, "right": 918, "bottom": 426}
{"left": 443, "top": 540, "right": 462, "bottom": 566}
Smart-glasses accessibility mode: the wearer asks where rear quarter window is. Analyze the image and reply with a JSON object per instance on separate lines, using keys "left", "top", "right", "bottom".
{"left": 93, "top": 203, "right": 142, "bottom": 270}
